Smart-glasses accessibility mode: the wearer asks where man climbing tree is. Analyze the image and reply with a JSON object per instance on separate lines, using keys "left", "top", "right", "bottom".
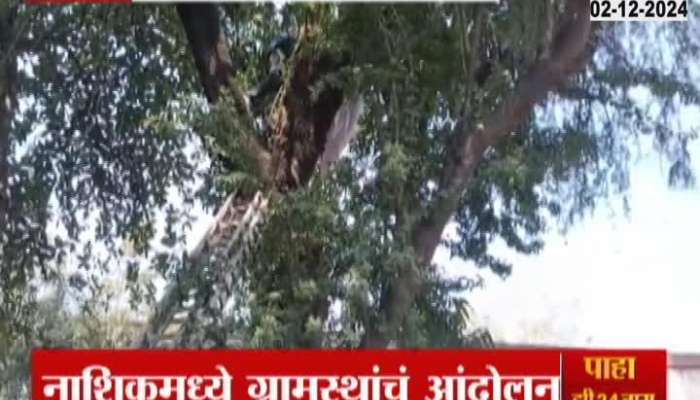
{"left": 146, "top": 0, "right": 597, "bottom": 348}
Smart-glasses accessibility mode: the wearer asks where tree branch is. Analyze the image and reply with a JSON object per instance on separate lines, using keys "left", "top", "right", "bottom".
{"left": 140, "top": 9, "right": 353, "bottom": 347}
{"left": 362, "top": 0, "right": 594, "bottom": 348}
{"left": 176, "top": 4, "right": 270, "bottom": 175}
{"left": 176, "top": 4, "right": 236, "bottom": 105}
{"left": 0, "top": 2, "right": 19, "bottom": 230}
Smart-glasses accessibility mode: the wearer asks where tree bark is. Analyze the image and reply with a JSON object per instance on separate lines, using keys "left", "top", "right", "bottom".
{"left": 176, "top": 4, "right": 236, "bottom": 105}
{"left": 177, "top": 4, "right": 271, "bottom": 178}
{"left": 362, "top": 0, "right": 595, "bottom": 348}
{"left": 0, "top": 2, "right": 18, "bottom": 230}
{"left": 140, "top": 5, "right": 352, "bottom": 347}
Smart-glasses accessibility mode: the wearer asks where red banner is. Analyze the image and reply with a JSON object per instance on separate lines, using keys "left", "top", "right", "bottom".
{"left": 32, "top": 349, "right": 665, "bottom": 400}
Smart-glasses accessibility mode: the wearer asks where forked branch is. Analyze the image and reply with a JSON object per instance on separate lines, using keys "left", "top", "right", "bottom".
{"left": 363, "top": 0, "right": 594, "bottom": 348}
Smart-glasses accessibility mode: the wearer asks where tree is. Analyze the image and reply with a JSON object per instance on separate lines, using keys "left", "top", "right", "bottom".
{"left": 0, "top": 0, "right": 698, "bottom": 380}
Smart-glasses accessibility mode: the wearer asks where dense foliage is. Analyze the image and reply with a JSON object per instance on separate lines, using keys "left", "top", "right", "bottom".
{"left": 1, "top": 1, "right": 699, "bottom": 396}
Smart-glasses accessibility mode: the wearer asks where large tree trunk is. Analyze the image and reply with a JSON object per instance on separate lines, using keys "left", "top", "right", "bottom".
{"left": 144, "top": 2, "right": 593, "bottom": 350}
{"left": 138, "top": 4, "right": 353, "bottom": 347}
{"left": 361, "top": 0, "right": 595, "bottom": 348}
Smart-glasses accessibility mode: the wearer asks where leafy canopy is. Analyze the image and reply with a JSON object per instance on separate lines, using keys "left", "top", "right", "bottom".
{"left": 0, "top": 2, "right": 698, "bottom": 383}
